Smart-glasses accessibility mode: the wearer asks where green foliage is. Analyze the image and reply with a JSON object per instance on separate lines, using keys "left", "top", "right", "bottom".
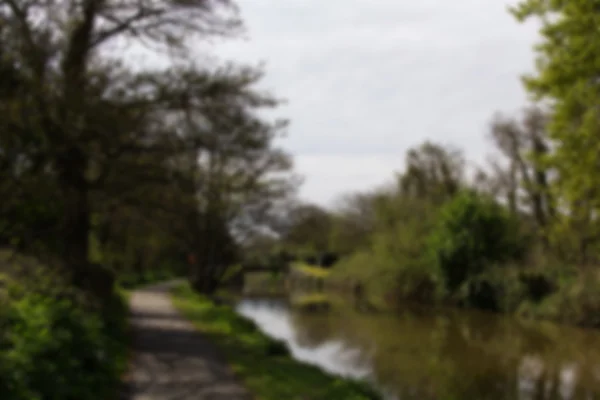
{"left": 279, "top": 203, "right": 334, "bottom": 254}
{"left": 0, "top": 175, "right": 64, "bottom": 255}
{"left": 399, "top": 141, "right": 465, "bottom": 204}
{"left": 117, "top": 264, "right": 182, "bottom": 289}
{"left": 329, "top": 192, "right": 379, "bottom": 255}
{"left": 510, "top": 0, "right": 600, "bottom": 259}
{"left": 517, "top": 269, "right": 600, "bottom": 328}
{"left": 330, "top": 191, "right": 444, "bottom": 304}
{"left": 243, "top": 271, "right": 286, "bottom": 295}
{"left": 457, "top": 266, "right": 528, "bottom": 312}
{"left": 0, "top": 277, "right": 129, "bottom": 400}
{"left": 1, "top": 0, "right": 295, "bottom": 298}
{"left": 171, "top": 283, "right": 381, "bottom": 400}
{"left": 428, "top": 191, "right": 525, "bottom": 292}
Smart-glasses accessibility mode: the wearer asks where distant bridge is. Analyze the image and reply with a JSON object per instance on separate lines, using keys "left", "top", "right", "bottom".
{"left": 223, "top": 261, "right": 290, "bottom": 290}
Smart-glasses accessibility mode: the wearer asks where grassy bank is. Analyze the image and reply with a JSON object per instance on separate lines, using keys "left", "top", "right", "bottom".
{"left": 292, "top": 263, "right": 332, "bottom": 279}
{"left": 171, "top": 283, "right": 381, "bottom": 400}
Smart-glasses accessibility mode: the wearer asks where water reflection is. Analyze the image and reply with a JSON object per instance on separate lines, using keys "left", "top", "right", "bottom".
{"left": 236, "top": 297, "right": 600, "bottom": 400}
{"left": 236, "top": 299, "right": 372, "bottom": 380}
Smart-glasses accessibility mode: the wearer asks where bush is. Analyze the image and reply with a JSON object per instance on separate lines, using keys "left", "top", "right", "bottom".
{"left": 457, "top": 266, "right": 528, "bottom": 312}
{"left": 393, "top": 260, "right": 443, "bottom": 304}
{"left": 518, "top": 271, "right": 600, "bottom": 327}
{"left": 428, "top": 191, "right": 525, "bottom": 293}
{"left": 0, "top": 273, "right": 128, "bottom": 400}
{"left": 518, "top": 270, "right": 556, "bottom": 302}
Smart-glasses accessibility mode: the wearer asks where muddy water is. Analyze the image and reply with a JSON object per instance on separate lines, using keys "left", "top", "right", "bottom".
{"left": 236, "top": 297, "right": 600, "bottom": 400}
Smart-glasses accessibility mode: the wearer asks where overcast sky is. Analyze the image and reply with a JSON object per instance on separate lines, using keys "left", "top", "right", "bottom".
{"left": 212, "top": 0, "right": 541, "bottom": 207}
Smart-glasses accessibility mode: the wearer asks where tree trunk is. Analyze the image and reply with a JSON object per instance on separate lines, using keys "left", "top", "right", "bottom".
{"left": 54, "top": 0, "right": 100, "bottom": 294}
{"left": 63, "top": 184, "right": 90, "bottom": 285}
{"left": 56, "top": 148, "right": 114, "bottom": 298}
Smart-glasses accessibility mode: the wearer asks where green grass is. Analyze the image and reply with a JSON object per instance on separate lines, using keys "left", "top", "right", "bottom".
{"left": 292, "top": 262, "right": 332, "bottom": 279}
{"left": 171, "top": 283, "right": 381, "bottom": 400}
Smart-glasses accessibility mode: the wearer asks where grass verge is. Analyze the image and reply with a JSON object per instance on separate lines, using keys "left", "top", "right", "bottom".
{"left": 171, "top": 282, "right": 381, "bottom": 400}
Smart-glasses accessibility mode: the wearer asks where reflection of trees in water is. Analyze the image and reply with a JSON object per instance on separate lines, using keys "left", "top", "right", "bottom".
{"left": 432, "top": 309, "right": 600, "bottom": 399}
{"left": 288, "top": 309, "right": 375, "bottom": 380}
{"left": 280, "top": 298, "right": 600, "bottom": 399}
{"left": 291, "top": 313, "right": 336, "bottom": 348}
{"left": 240, "top": 296, "right": 600, "bottom": 399}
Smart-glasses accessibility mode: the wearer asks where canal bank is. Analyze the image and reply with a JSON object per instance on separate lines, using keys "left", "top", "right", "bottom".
{"left": 170, "top": 282, "right": 382, "bottom": 400}
{"left": 235, "top": 262, "right": 600, "bottom": 398}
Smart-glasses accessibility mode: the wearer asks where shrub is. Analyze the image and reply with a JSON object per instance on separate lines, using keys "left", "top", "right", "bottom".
{"left": 393, "top": 260, "right": 443, "bottom": 304}
{"left": 457, "top": 266, "right": 528, "bottom": 312}
{"left": 519, "top": 271, "right": 600, "bottom": 327}
{"left": 0, "top": 272, "right": 128, "bottom": 400}
{"left": 518, "top": 270, "right": 556, "bottom": 302}
{"left": 428, "top": 191, "right": 525, "bottom": 293}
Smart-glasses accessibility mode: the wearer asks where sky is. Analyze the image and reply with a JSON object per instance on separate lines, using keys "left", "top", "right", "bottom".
{"left": 211, "top": 0, "right": 541, "bottom": 207}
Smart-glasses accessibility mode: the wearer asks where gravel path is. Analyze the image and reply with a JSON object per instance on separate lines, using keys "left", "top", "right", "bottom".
{"left": 122, "top": 282, "right": 252, "bottom": 400}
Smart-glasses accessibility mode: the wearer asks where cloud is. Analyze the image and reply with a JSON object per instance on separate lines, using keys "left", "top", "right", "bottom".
{"left": 209, "top": 0, "right": 541, "bottom": 206}
{"left": 294, "top": 154, "right": 401, "bottom": 207}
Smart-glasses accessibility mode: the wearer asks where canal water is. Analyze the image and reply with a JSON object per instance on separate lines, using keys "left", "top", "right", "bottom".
{"left": 236, "top": 297, "right": 600, "bottom": 400}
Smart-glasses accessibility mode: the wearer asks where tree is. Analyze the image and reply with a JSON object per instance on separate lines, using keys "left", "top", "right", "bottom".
{"left": 173, "top": 65, "right": 296, "bottom": 293}
{"left": 510, "top": 0, "right": 600, "bottom": 262}
{"left": 398, "top": 141, "right": 465, "bottom": 204}
{"left": 279, "top": 203, "right": 334, "bottom": 255}
{"left": 428, "top": 190, "right": 525, "bottom": 293}
{"left": 330, "top": 191, "right": 379, "bottom": 255}
{"left": 78, "top": 64, "right": 296, "bottom": 294}
{"left": 486, "top": 107, "right": 554, "bottom": 234}
{"left": 0, "top": 1, "right": 299, "bottom": 297}
{"left": 0, "top": 0, "right": 243, "bottom": 293}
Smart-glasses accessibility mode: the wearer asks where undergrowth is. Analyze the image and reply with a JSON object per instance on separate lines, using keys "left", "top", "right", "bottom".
{"left": 0, "top": 252, "right": 129, "bottom": 400}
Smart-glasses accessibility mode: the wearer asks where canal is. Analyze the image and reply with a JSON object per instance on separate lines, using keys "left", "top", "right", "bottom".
{"left": 236, "top": 296, "right": 600, "bottom": 399}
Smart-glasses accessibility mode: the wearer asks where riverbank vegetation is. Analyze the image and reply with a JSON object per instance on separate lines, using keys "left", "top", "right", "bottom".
{"left": 0, "top": 0, "right": 297, "bottom": 397}
{"left": 278, "top": 116, "right": 600, "bottom": 327}
{"left": 171, "top": 282, "right": 381, "bottom": 400}
{"left": 265, "top": 2, "right": 600, "bottom": 328}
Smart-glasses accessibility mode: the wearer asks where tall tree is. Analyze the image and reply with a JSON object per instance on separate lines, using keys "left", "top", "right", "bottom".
{"left": 0, "top": 0, "right": 241, "bottom": 293}
{"left": 510, "top": 1, "right": 600, "bottom": 261}
{"left": 279, "top": 203, "right": 333, "bottom": 255}
{"left": 487, "top": 107, "right": 554, "bottom": 231}
{"left": 398, "top": 141, "right": 465, "bottom": 204}
{"left": 172, "top": 65, "right": 296, "bottom": 293}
